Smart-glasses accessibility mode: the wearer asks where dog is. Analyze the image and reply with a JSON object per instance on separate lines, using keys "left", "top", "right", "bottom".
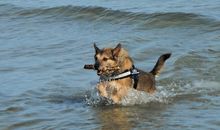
{"left": 93, "top": 43, "right": 171, "bottom": 104}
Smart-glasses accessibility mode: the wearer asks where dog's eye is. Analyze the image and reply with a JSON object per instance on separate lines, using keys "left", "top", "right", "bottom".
{"left": 103, "top": 57, "right": 108, "bottom": 61}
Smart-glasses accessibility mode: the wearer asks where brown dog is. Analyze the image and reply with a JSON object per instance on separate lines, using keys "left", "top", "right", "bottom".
{"left": 93, "top": 43, "right": 171, "bottom": 104}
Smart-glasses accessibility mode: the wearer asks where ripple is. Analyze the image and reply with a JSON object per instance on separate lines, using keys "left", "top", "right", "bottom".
{"left": 7, "top": 119, "right": 54, "bottom": 129}
{"left": 5, "top": 106, "right": 24, "bottom": 113}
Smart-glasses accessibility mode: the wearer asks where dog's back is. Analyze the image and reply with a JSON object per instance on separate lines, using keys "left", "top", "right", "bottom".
{"left": 136, "top": 53, "right": 171, "bottom": 93}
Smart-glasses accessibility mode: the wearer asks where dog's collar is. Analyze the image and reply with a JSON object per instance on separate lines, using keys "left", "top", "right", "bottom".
{"left": 99, "top": 65, "right": 139, "bottom": 89}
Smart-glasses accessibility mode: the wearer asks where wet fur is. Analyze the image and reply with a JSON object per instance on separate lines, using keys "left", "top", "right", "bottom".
{"left": 94, "top": 43, "right": 171, "bottom": 104}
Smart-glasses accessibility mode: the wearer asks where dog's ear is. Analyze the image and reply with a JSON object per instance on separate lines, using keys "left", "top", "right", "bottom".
{"left": 94, "top": 43, "right": 101, "bottom": 54}
{"left": 112, "top": 43, "right": 121, "bottom": 57}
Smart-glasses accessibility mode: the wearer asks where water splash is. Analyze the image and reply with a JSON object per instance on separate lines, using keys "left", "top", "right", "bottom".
{"left": 120, "top": 86, "right": 174, "bottom": 106}
{"left": 85, "top": 87, "right": 114, "bottom": 106}
{"left": 85, "top": 80, "right": 220, "bottom": 106}
{"left": 85, "top": 85, "right": 175, "bottom": 106}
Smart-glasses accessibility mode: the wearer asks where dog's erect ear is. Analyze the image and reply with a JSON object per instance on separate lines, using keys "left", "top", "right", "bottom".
{"left": 94, "top": 43, "right": 101, "bottom": 54}
{"left": 112, "top": 43, "right": 121, "bottom": 57}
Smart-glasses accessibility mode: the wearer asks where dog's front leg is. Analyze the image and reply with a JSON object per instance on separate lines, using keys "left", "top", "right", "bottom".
{"left": 97, "top": 83, "right": 108, "bottom": 98}
{"left": 111, "top": 95, "right": 120, "bottom": 104}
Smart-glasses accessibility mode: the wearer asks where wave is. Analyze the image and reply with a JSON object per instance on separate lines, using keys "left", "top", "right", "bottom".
{"left": 1, "top": 4, "right": 219, "bottom": 28}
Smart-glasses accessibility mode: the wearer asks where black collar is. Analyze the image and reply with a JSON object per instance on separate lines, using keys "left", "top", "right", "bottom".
{"left": 99, "top": 65, "right": 139, "bottom": 89}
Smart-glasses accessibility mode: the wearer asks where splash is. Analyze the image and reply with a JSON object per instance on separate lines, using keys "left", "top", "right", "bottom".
{"left": 85, "top": 85, "right": 175, "bottom": 106}
{"left": 120, "top": 86, "right": 174, "bottom": 106}
{"left": 85, "top": 87, "right": 114, "bottom": 106}
{"left": 85, "top": 80, "right": 220, "bottom": 106}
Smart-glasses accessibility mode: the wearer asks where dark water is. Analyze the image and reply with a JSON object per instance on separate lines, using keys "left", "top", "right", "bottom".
{"left": 0, "top": 0, "right": 220, "bottom": 129}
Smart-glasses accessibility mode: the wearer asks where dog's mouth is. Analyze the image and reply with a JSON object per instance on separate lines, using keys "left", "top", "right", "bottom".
{"left": 97, "top": 69, "right": 115, "bottom": 76}
{"left": 97, "top": 67, "right": 120, "bottom": 76}
{"left": 97, "top": 70, "right": 102, "bottom": 76}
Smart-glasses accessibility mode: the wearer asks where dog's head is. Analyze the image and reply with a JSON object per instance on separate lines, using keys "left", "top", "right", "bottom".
{"left": 93, "top": 43, "right": 122, "bottom": 76}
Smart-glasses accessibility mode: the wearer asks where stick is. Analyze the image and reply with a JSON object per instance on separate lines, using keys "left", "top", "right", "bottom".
{"left": 84, "top": 64, "right": 95, "bottom": 70}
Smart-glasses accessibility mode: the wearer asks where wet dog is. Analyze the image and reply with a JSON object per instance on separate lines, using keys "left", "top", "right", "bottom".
{"left": 92, "top": 43, "right": 171, "bottom": 104}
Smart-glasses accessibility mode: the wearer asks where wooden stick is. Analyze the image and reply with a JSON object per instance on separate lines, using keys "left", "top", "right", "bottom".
{"left": 84, "top": 64, "right": 95, "bottom": 70}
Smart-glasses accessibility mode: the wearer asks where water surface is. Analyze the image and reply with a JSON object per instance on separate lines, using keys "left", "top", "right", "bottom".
{"left": 0, "top": 0, "right": 220, "bottom": 129}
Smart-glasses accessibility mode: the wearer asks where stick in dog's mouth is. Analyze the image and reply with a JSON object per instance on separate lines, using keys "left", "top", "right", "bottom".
{"left": 84, "top": 64, "right": 95, "bottom": 70}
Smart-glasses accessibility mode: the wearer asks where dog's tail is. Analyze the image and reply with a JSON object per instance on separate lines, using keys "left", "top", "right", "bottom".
{"left": 150, "top": 53, "right": 171, "bottom": 76}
